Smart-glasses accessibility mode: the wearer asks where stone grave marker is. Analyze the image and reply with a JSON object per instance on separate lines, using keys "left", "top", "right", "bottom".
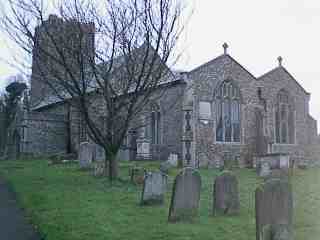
{"left": 160, "top": 153, "right": 178, "bottom": 174}
{"left": 168, "top": 153, "right": 178, "bottom": 167}
{"left": 257, "top": 161, "right": 271, "bottom": 177}
{"left": 255, "top": 179, "right": 293, "bottom": 240}
{"left": 79, "top": 142, "right": 93, "bottom": 169}
{"left": 168, "top": 167, "right": 201, "bottom": 222}
{"left": 141, "top": 171, "right": 167, "bottom": 205}
{"left": 130, "top": 166, "right": 145, "bottom": 184}
{"left": 93, "top": 161, "right": 106, "bottom": 177}
{"left": 260, "top": 224, "right": 292, "bottom": 240}
{"left": 93, "top": 144, "right": 105, "bottom": 162}
{"left": 213, "top": 171, "right": 240, "bottom": 215}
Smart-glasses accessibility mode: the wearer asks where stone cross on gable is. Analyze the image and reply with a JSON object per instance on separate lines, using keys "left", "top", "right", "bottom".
{"left": 223, "top": 42, "right": 229, "bottom": 55}
{"left": 278, "top": 56, "right": 283, "bottom": 67}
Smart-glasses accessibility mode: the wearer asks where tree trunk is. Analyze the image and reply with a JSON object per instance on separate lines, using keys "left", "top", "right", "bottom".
{"left": 109, "top": 155, "right": 119, "bottom": 181}
{"left": 104, "top": 149, "right": 119, "bottom": 182}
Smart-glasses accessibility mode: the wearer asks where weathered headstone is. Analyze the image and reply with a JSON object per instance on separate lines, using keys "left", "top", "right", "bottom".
{"left": 93, "top": 144, "right": 105, "bottom": 162}
{"left": 160, "top": 154, "right": 178, "bottom": 174}
{"left": 160, "top": 161, "right": 171, "bottom": 174}
{"left": 255, "top": 179, "right": 293, "bottom": 240}
{"left": 168, "top": 167, "right": 201, "bottom": 222}
{"left": 257, "top": 161, "right": 271, "bottom": 177}
{"left": 141, "top": 171, "right": 167, "bottom": 205}
{"left": 213, "top": 171, "right": 240, "bottom": 215}
{"left": 168, "top": 153, "right": 178, "bottom": 167}
{"left": 129, "top": 166, "right": 145, "bottom": 184}
{"left": 260, "top": 224, "right": 292, "bottom": 240}
{"left": 78, "top": 142, "right": 93, "bottom": 169}
{"left": 257, "top": 154, "right": 290, "bottom": 170}
{"left": 93, "top": 161, "right": 106, "bottom": 177}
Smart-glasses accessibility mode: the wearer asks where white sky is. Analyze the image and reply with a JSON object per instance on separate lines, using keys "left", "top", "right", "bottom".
{"left": 0, "top": 0, "right": 320, "bottom": 130}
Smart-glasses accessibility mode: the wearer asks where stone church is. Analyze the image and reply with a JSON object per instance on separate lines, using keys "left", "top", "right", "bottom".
{"left": 17, "top": 15, "right": 318, "bottom": 168}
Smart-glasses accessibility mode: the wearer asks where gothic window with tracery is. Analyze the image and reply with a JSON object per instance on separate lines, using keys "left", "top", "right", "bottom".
{"left": 275, "top": 89, "right": 295, "bottom": 144}
{"left": 215, "top": 80, "right": 241, "bottom": 142}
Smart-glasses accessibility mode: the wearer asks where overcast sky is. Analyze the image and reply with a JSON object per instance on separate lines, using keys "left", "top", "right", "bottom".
{"left": 0, "top": 0, "right": 320, "bottom": 131}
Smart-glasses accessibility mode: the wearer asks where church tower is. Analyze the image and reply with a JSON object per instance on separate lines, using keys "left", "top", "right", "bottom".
{"left": 30, "top": 15, "right": 95, "bottom": 106}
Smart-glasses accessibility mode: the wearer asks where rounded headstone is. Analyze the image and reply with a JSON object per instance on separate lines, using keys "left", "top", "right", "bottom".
{"left": 213, "top": 171, "right": 240, "bottom": 216}
{"left": 168, "top": 167, "right": 201, "bottom": 223}
{"left": 141, "top": 171, "right": 167, "bottom": 205}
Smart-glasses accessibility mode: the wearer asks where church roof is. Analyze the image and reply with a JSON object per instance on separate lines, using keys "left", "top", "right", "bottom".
{"left": 257, "top": 66, "right": 310, "bottom": 95}
{"left": 188, "top": 49, "right": 310, "bottom": 96}
{"left": 189, "top": 54, "right": 257, "bottom": 80}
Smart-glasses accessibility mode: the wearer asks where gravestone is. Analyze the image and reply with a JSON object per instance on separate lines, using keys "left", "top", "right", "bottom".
{"left": 141, "top": 171, "right": 167, "bottom": 205}
{"left": 168, "top": 167, "right": 201, "bottom": 222}
{"left": 213, "top": 171, "right": 240, "bottom": 215}
{"left": 168, "top": 153, "right": 178, "bottom": 167}
{"left": 257, "top": 162, "right": 271, "bottom": 177}
{"left": 79, "top": 142, "right": 93, "bottom": 169}
{"left": 257, "top": 154, "right": 290, "bottom": 170}
{"left": 130, "top": 166, "right": 145, "bottom": 184}
{"left": 160, "top": 154, "right": 178, "bottom": 174}
{"left": 255, "top": 179, "right": 293, "bottom": 240}
{"left": 261, "top": 224, "right": 292, "bottom": 240}
{"left": 93, "top": 161, "right": 106, "bottom": 177}
{"left": 93, "top": 144, "right": 105, "bottom": 162}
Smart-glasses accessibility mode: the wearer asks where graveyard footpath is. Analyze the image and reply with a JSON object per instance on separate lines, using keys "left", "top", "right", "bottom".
{"left": 0, "top": 177, "right": 41, "bottom": 240}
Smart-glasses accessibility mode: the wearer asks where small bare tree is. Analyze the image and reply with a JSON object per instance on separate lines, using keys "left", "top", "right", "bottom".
{"left": 1, "top": 0, "right": 187, "bottom": 180}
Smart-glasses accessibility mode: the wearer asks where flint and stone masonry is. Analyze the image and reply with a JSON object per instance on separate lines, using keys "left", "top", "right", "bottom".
{"left": 14, "top": 16, "right": 318, "bottom": 167}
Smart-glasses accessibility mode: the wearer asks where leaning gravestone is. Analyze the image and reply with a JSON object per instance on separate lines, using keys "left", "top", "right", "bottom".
{"left": 213, "top": 171, "right": 240, "bottom": 215}
{"left": 168, "top": 167, "right": 201, "bottom": 222}
{"left": 141, "top": 171, "right": 167, "bottom": 205}
{"left": 255, "top": 179, "right": 293, "bottom": 240}
{"left": 79, "top": 142, "right": 93, "bottom": 169}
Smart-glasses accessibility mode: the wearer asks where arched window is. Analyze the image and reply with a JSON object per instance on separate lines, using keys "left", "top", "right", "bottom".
{"left": 150, "top": 103, "right": 161, "bottom": 144}
{"left": 215, "top": 80, "right": 241, "bottom": 142}
{"left": 275, "top": 90, "right": 295, "bottom": 144}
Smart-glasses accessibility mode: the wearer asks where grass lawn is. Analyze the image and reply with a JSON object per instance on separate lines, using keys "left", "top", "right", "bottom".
{"left": 0, "top": 159, "right": 320, "bottom": 240}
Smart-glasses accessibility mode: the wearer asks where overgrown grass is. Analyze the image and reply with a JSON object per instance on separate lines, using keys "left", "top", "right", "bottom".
{"left": 0, "top": 159, "right": 319, "bottom": 240}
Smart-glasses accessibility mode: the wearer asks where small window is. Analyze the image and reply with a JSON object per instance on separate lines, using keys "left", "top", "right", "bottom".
{"left": 150, "top": 103, "right": 161, "bottom": 144}
{"left": 199, "top": 101, "right": 211, "bottom": 119}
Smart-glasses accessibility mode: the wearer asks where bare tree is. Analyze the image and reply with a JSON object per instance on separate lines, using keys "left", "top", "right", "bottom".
{"left": 1, "top": 0, "right": 187, "bottom": 180}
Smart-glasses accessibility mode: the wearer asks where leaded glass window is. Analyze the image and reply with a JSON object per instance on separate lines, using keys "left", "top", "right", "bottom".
{"left": 275, "top": 89, "right": 295, "bottom": 144}
{"left": 215, "top": 80, "right": 241, "bottom": 142}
